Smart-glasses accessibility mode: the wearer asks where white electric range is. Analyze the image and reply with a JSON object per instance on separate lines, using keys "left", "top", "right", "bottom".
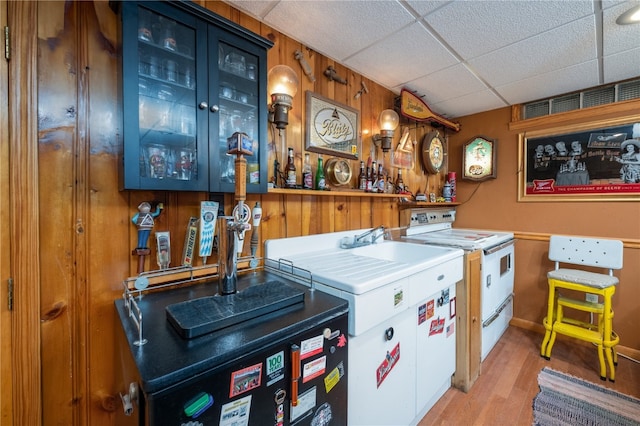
{"left": 401, "top": 207, "right": 515, "bottom": 361}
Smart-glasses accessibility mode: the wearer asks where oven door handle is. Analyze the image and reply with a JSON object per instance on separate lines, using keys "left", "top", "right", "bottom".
{"left": 483, "top": 239, "right": 514, "bottom": 255}
{"left": 482, "top": 294, "right": 513, "bottom": 328}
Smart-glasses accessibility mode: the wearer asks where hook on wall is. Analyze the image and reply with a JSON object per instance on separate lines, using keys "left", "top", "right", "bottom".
{"left": 294, "top": 49, "right": 315, "bottom": 83}
{"left": 324, "top": 66, "right": 347, "bottom": 85}
{"left": 354, "top": 81, "right": 369, "bottom": 99}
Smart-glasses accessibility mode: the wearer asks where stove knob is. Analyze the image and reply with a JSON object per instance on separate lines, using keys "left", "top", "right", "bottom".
{"left": 384, "top": 327, "right": 394, "bottom": 341}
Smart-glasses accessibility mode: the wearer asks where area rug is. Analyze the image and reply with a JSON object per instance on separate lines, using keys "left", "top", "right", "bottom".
{"left": 533, "top": 367, "right": 640, "bottom": 425}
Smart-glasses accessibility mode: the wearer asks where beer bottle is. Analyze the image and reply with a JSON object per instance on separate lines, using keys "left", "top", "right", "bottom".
{"left": 371, "top": 161, "right": 378, "bottom": 193}
{"left": 358, "top": 161, "right": 366, "bottom": 190}
{"left": 378, "top": 163, "right": 386, "bottom": 193}
{"left": 315, "top": 155, "right": 326, "bottom": 190}
{"left": 396, "top": 169, "right": 404, "bottom": 193}
{"left": 302, "top": 153, "right": 313, "bottom": 189}
{"left": 285, "top": 147, "right": 296, "bottom": 188}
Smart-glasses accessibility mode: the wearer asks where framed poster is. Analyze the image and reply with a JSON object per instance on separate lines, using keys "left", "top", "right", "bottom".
{"left": 462, "top": 136, "right": 497, "bottom": 181}
{"left": 518, "top": 117, "right": 640, "bottom": 202}
{"left": 305, "top": 91, "right": 359, "bottom": 159}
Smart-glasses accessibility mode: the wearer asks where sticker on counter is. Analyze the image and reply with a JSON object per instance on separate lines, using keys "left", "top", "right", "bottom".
{"left": 450, "top": 296, "right": 456, "bottom": 319}
{"left": 427, "top": 299, "right": 435, "bottom": 320}
{"left": 446, "top": 322, "right": 455, "bottom": 338}
{"left": 266, "top": 351, "right": 285, "bottom": 386}
{"left": 429, "top": 317, "right": 445, "bottom": 336}
{"left": 302, "top": 355, "right": 327, "bottom": 383}
{"left": 229, "top": 363, "right": 262, "bottom": 398}
{"left": 219, "top": 395, "right": 252, "bottom": 426}
{"left": 376, "top": 343, "right": 400, "bottom": 388}
{"left": 418, "top": 303, "right": 427, "bottom": 325}
{"left": 393, "top": 287, "right": 404, "bottom": 308}
{"left": 437, "top": 288, "right": 450, "bottom": 307}
{"left": 312, "top": 402, "right": 333, "bottom": 426}
{"left": 300, "top": 334, "right": 324, "bottom": 360}
{"left": 337, "top": 334, "right": 347, "bottom": 348}
{"left": 183, "top": 391, "right": 213, "bottom": 418}
{"left": 323, "top": 328, "right": 341, "bottom": 340}
{"left": 324, "top": 361, "right": 345, "bottom": 393}
{"left": 291, "top": 386, "right": 317, "bottom": 423}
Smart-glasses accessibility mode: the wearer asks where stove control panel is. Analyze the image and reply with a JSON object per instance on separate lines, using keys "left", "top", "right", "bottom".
{"left": 401, "top": 208, "right": 456, "bottom": 228}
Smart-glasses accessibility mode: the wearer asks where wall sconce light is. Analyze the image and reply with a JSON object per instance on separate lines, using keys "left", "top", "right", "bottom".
{"left": 267, "top": 65, "right": 299, "bottom": 130}
{"left": 374, "top": 109, "right": 400, "bottom": 152}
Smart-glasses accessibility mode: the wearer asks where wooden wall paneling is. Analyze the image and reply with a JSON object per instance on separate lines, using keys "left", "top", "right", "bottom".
{"left": 37, "top": 0, "right": 77, "bottom": 423}
{"left": 82, "top": 1, "right": 132, "bottom": 423}
{"left": 0, "top": 0, "right": 13, "bottom": 423}
{"left": 8, "top": 0, "right": 42, "bottom": 424}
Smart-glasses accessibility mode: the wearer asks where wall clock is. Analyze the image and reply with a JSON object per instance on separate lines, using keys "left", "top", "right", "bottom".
{"left": 420, "top": 131, "right": 445, "bottom": 174}
{"left": 324, "top": 158, "right": 353, "bottom": 186}
{"left": 462, "top": 136, "right": 497, "bottom": 181}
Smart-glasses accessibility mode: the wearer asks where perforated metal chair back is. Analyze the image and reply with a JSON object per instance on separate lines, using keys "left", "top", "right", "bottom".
{"left": 549, "top": 235, "right": 623, "bottom": 274}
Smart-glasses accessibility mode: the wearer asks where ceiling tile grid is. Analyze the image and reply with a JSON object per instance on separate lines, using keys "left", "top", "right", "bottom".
{"left": 224, "top": 0, "right": 640, "bottom": 118}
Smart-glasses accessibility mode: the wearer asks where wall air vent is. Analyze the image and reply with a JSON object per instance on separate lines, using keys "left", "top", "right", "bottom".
{"left": 523, "top": 78, "right": 640, "bottom": 119}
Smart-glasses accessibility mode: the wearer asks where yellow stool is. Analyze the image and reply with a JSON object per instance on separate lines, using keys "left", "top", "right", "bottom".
{"left": 540, "top": 235, "right": 623, "bottom": 382}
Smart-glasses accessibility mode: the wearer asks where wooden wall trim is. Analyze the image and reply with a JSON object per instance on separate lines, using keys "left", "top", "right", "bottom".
{"left": 8, "top": 1, "right": 42, "bottom": 424}
{"left": 514, "top": 231, "right": 640, "bottom": 249}
{"left": 1, "top": 0, "right": 14, "bottom": 423}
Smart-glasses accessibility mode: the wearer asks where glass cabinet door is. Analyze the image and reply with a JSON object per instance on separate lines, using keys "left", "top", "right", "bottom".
{"left": 214, "top": 41, "right": 263, "bottom": 192}
{"left": 123, "top": 3, "right": 207, "bottom": 191}
{"left": 121, "top": 1, "right": 270, "bottom": 193}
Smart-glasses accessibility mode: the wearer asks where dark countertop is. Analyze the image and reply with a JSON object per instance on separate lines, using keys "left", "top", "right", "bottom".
{"left": 115, "top": 269, "right": 349, "bottom": 394}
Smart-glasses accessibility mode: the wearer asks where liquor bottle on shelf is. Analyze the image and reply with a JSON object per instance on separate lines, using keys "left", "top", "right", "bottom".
{"left": 358, "top": 161, "right": 366, "bottom": 190}
{"left": 371, "top": 161, "right": 378, "bottom": 193}
{"left": 395, "top": 169, "right": 405, "bottom": 193}
{"left": 315, "top": 155, "right": 326, "bottom": 190}
{"left": 377, "top": 163, "right": 385, "bottom": 193}
{"left": 285, "top": 147, "right": 296, "bottom": 188}
{"left": 302, "top": 153, "right": 313, "bottom": 189}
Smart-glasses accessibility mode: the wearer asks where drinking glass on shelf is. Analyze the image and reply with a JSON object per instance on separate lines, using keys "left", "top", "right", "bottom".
{"left": 220, "top": 82, "right": 235, "bottom": 100}
{"left": 164, "top": 59, "right": 178, "bottom": 83}
{"left": 183, "top": 64, "right": 194, "bottom": 89}
{"left": 224, "top": 52, "right": 245, "bottom": 75}
{"left": 146, "top": 144, "right": 168, "bottom": 179}
{"left": 175, "top": 149, "right": 195, "bottom": 180}
{"left": 138, "top": 9, "right": 154, "bottom": 42}
{"left": 147, "top": 54, "right": 161, "bottom": 79}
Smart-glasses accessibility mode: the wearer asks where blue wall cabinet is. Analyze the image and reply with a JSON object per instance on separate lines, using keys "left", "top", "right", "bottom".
{"left": 121, "top": 1, "right": 272, "bottom": 192}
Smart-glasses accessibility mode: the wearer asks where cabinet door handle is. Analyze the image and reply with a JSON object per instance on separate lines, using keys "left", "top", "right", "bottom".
{"left": 198, "top": 101, "right": 208, "bottom": 110}
{"left": 210, "top": 104, "right": 219, "bottom": 113}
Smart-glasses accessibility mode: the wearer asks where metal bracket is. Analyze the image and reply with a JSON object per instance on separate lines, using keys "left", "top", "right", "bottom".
{"left": 294, "top": 49, "right": 315, "bottom": 82}
{"left": 4, "top": 26, "right": 10, "bottom": 60}
{"left": 324, "top": 66, "right": 347, "bottom": 85}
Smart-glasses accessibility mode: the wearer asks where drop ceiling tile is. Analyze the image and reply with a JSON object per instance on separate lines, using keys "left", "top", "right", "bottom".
{"left": 603, "top": 47, "right": 640, "bottom": 83}
{"left": 425, "top": 0, "right": 594, "bottom": 60}
{"left": 603, "top": 1, "right": 640, "bottom": 56}
{"left": 401, "top": 63, "right": 489, "bottom": 104}
{"left": 404, "top": 0, "right": 448, "bottom": 17}
{"left": 224, "top": 1, "right": 278, "bottom": 19}
{"left": 344, "top": 22, "right": 459, "bottom": 88}
{"left": 262, "top": 1, "right": 415, "bottom": 61}
{"left": 468, "top": 16, "right": 597, "bottom": 88}
{"left": 495, "top": 61, "right": 600, "bottom": 105}
{"left": 431, "top": 89, "right": 507, "bottom": 118}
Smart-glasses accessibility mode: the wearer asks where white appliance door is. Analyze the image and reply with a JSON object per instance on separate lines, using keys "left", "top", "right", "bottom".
{"left": 481, "top": 242, "right": 515, "bottom": 322}
{"left": 348, "top": 307, "right": 416, "bottom": 426}
{"left": 416, "top": 283, "right": 457, "bottom": 418}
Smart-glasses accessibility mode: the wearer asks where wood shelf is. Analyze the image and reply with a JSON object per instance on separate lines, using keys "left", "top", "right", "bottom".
{"left": 398, "top": 201, "right": 461, "bottom": 209}
{"left": 267, "top": 187, "right": 408, "bottom": 198}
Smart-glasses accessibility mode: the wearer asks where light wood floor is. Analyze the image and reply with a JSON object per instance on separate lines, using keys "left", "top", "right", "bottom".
{"left": 419, "top": 326, "right": 640, "bottom": 425}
